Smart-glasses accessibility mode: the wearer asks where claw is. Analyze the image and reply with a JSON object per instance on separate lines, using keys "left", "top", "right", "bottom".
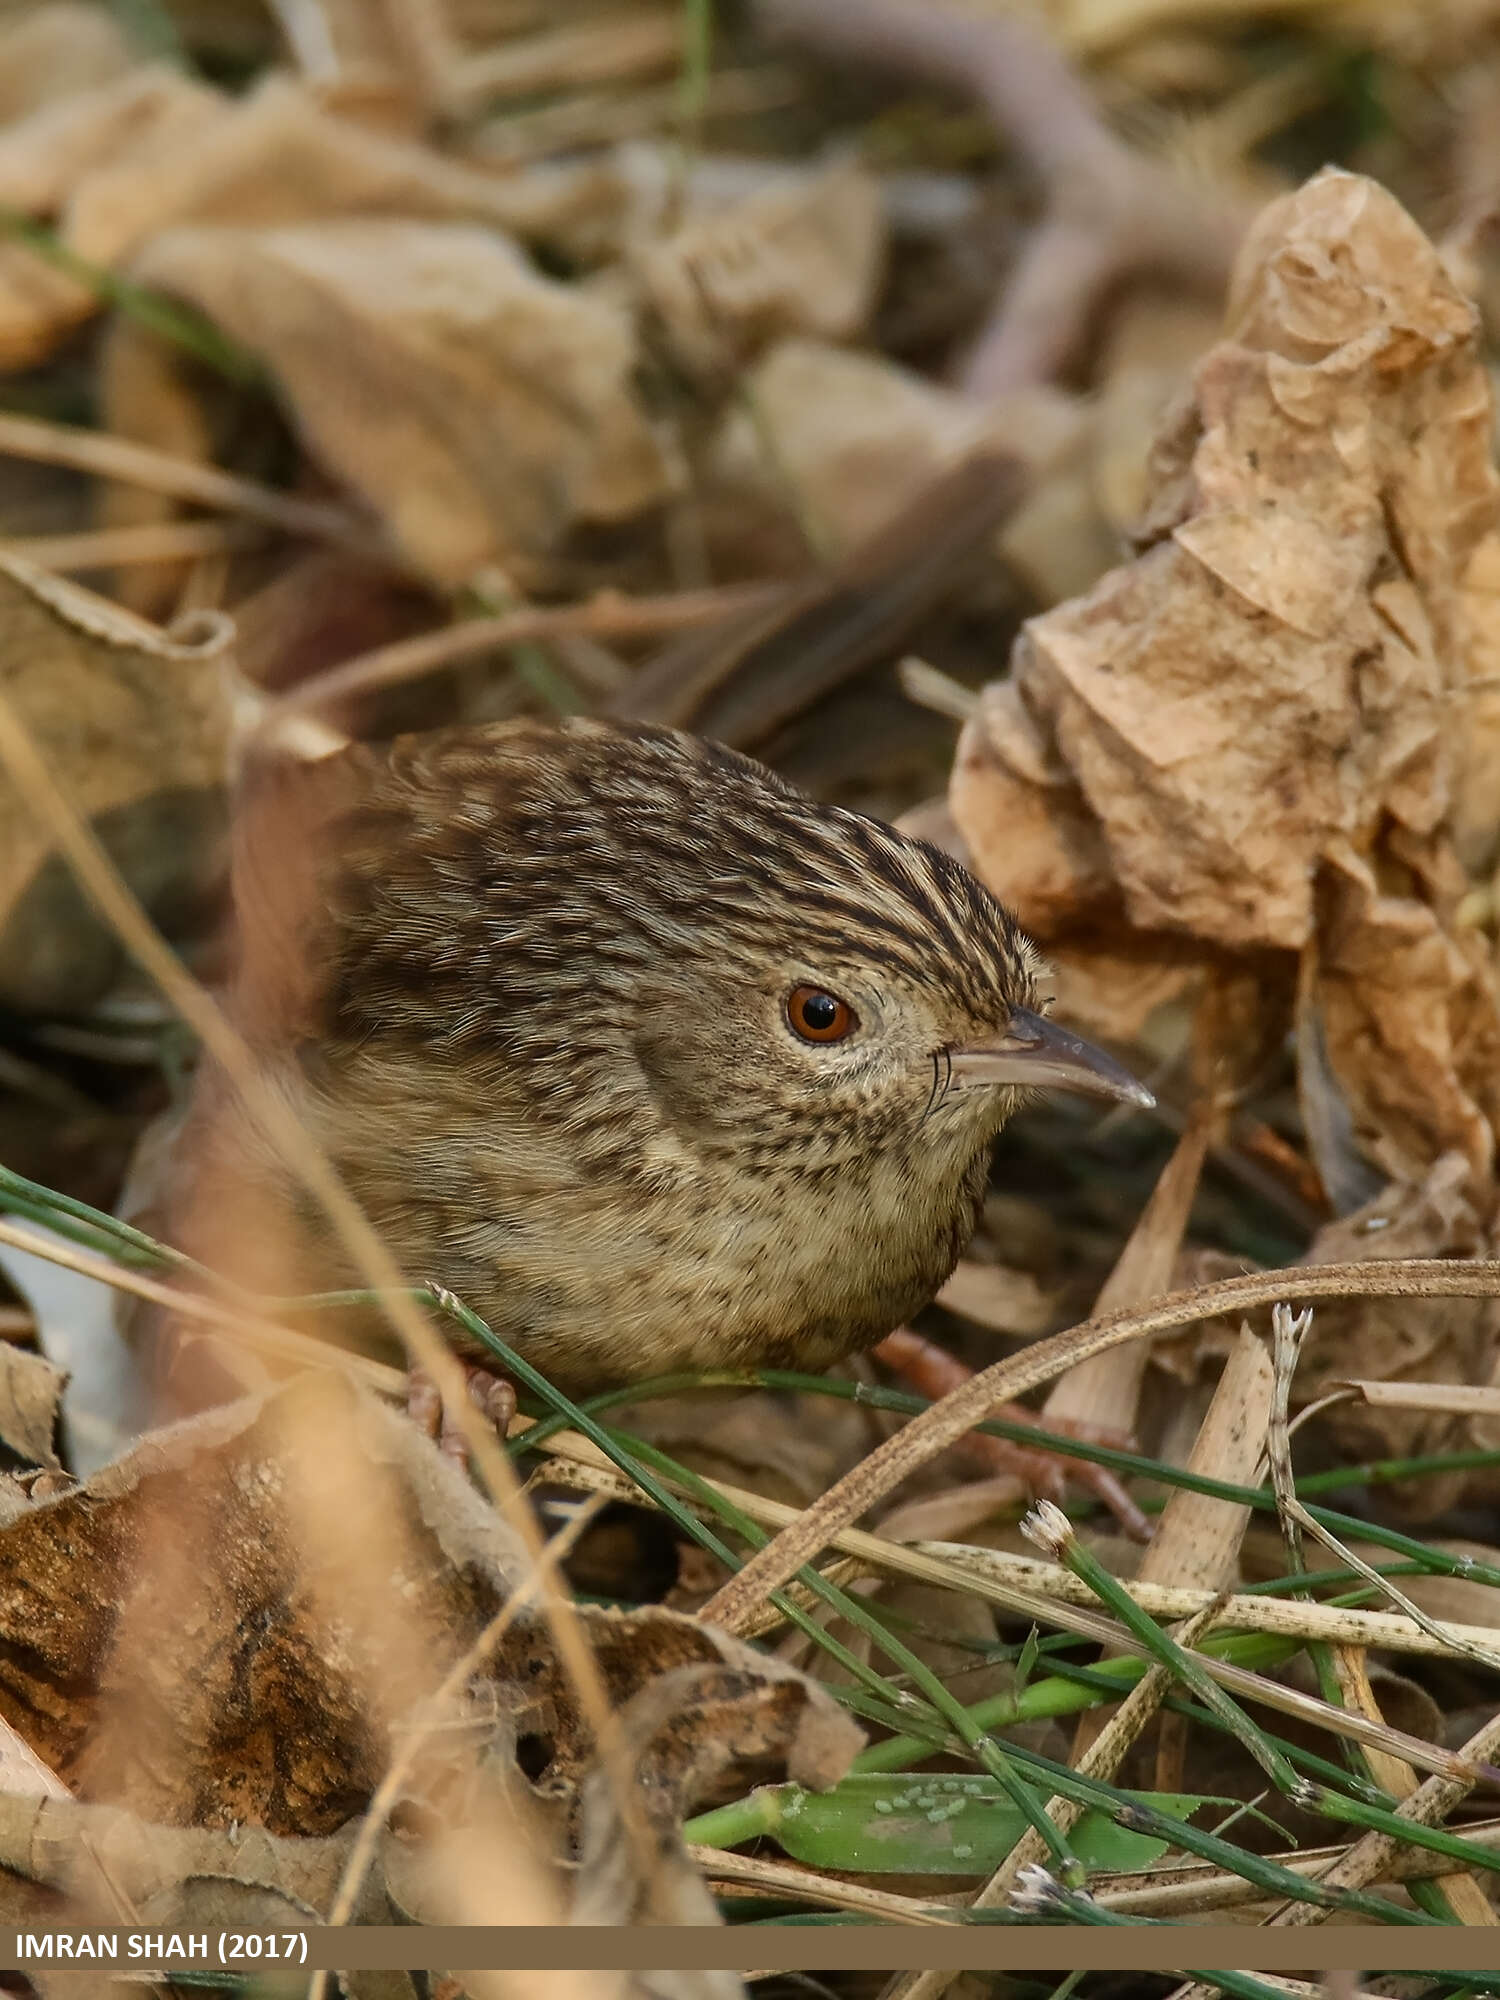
{"left": 405, "top": 1360, "right": 517, "bottom": 1467}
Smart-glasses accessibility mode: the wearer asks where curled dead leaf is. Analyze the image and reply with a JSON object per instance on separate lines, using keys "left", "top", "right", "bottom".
{"left": 0, "top": 1344, "right": 66, "bottom": 1472}
{"left": 123, "top": 217, "right": 669, "bottom": 583}
{"left": 950, "top": 166, "right": 1500, "bottom": 1177}
{"left": 0, "top": 1369, "right": 858, "bottom": 1862}
{"left": 0, "top": 554, "right": 233, "bottom": 1014}
{"left": 637, "top": 160, "right": 884, "bottom": 380}
{"left": 0, "top": 6, "right": 133, "bottom": 127}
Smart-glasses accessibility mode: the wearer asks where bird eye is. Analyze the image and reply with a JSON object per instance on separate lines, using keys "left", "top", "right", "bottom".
{"left": 786, "top": 985, "right": 857, "bottom": 1044}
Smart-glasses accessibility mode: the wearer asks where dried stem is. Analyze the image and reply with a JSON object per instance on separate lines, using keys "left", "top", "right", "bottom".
{"left": 2, "top": 519, "right": 263, "bottom": 572}
{"left": 276, "top": 581, "right": 778, "bottom": 717}
{"left": 1269, "top": 1706, "right": 1500, "bottom": 1926}
{"left": 700, "top": 1260, "right": 1500, "bottom": 1634}
{"left": 0, "top": 413, "right": 375, "bottom": 554}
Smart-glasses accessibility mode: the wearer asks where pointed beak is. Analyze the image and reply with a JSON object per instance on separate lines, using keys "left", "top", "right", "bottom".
{"left": 947, "top": 1007, "right": 1155, "bottom": 1109}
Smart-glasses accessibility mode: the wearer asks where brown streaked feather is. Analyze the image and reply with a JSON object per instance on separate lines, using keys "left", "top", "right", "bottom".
{"left": 164, "top": 716, "right": 1048, "bottom": 1392}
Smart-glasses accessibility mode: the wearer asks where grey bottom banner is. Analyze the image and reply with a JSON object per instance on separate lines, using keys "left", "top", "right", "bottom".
{"left": 2, "top": 1927, "right": 1496, "bottom": 1974}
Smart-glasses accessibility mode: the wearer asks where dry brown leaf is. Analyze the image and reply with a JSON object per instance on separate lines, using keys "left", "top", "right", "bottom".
{"left": 637, "top": 160, "right": 885, "bottom": 379}
{"left": 708, "top": 337, "right": 1082, "bottom": 561}
{"left": 935, "top": 1258, "right": 1057, "bottom": 1337}
{"left": 0, "top": 5, "right": 133, "bottom": 127}
{"left": 0, "top": 1367, "right": 857, "bottom": 1851}
{"left": 122, "top": 218, "right": 668, "bottom": 583}
{"left": 0, "top": 553, "right": 233, "bottom": 1014}
{"left": 0, "top": 1791, "right": 378, "bottom": 1929}
{"left": 950, "top": 166, "right": 1500, "bottom": 1173}
{"left": 1310, "top": 837, "right": 1500, "bottom": 1183}
{"left": 0, "top": 65, "right": 219, "bottom": 368}
{"left": 66, "top": 74, "right": 646, "bottom": 270}
{"left": 0, "top": 1345, "right": 67, "bottom": 1472}
{"left": 1044, "top": 1109, "right": 1212, "bottom": 1435}
{"left": 960, "top": 165, "right": 1500, "bottom": 930}
{"left": 568, "top": 1658, "right": 855, "bottom": 1939}
{"left": 0, "top": 69, "right": 659, "bottom": 371}
{"left": 0, "top": 64, "right": 217, "bottom": 221}
{"left": 1454, "top": 527, "right": 1500, "bottom": 874}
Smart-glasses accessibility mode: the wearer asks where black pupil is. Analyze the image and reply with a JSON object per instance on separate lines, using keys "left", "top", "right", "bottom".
{"left": 801, "top": 993, "right": 839, "bottom": 1032}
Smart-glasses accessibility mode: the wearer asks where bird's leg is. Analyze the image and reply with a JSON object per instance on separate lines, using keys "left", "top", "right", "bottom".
{"left": 407, "top": 1362, "right": 518, "bottom": 1464}
{"left": 873, "top": 1328, "right": 1151, "bottom": 1540}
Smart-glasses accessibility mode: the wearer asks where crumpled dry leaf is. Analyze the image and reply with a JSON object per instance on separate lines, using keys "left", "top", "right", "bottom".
{"left": 1310, "top": 837, "right": 1500, "bottom": 1186}
{"left": 0, "top": 65, "right": 218, "bottom": 368}
{"left": 709, "top": 337, "right": 1002, "bottom": 557}
{"left": 951, "top": 167, "right": 1500, "bottom": 1176}
{"left": 1454, "top": 526, "right": 1500, "bottom": 874}
{"left": 0, "top": 68, "right": 658, "bottom": 370}
{"left": 707, "top": 335, "right": 1085, "bottom": 563}
{"left": 0, "top": 1791, "right": 378, "bottom": 1932}
{"left": 0, "top": 5, "right": 133, "bottom": 127}
{"left": 67, "top": 74, "right": 635, "bottom": 271}
{"left": 0, "top": 1368, "right": 858, "bottom": 1850}
{"left": 0, "top": 61, "right": 215, "bottom": 222}
{"left": 0, "top": 1344, "right": 67, "bottom": 1472}
{"left": 637, "top": 159, "right": 884, "bottom": 379}
{"left": 0, "top": 553, "right": 233, "bottom": 1015}
{"left": 122, "top": 216, "right": 668, "bottom": 583}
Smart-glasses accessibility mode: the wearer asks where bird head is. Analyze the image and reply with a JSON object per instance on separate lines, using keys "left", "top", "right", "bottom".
{"left": 292, "top": 718, "right": 1150, "bottom": 1179}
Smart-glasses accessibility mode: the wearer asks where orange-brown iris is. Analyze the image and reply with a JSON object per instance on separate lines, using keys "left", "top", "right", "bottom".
{"left": 786, "top": 985, "right": 857, "bottom": 1043}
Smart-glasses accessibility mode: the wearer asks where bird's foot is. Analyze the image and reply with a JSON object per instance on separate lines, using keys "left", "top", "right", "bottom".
{"left": 407, "top": 1362, "right": 518, "bottom": 1465}
{"left": 874, "top": 1328, "right": 1150, "bottom": 1541}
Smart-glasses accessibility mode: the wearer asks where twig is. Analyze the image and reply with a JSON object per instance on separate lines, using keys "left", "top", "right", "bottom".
{"left": 0, "top": 413, "right": 375, "bottom": 554}
{"left": 690, "top": 1848, "right": 959, "bottom": 1923}
{"left": 1270, "top": 1704, "right": 1500, "bottom": 1927}
{"left": 1, "top": 520, "right": 263, "bottom": 573}
{"left": 755, "top": 0, "right": 1250, "bottom": 391}
{"left": 445, "top": 13, "right": 681, "bottom": 109}
{"left": 699, "top": 1258, "right": 1500, "bottom": 1634}
{"left": 274, "top": 581, "right": 778, "bottom": 717}
{"left": 1268, "top": 1302, "right": 1313, "bottom": 1580}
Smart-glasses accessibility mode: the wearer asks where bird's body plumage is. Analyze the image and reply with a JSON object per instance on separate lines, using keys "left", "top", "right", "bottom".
{"left": 170, "top": 717, "right": 1061, "bottom": 1388}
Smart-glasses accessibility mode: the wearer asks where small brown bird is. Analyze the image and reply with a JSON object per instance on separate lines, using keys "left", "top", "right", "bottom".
{"left": 168, "top": 716, "right": 1149, "bottom": 1408}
